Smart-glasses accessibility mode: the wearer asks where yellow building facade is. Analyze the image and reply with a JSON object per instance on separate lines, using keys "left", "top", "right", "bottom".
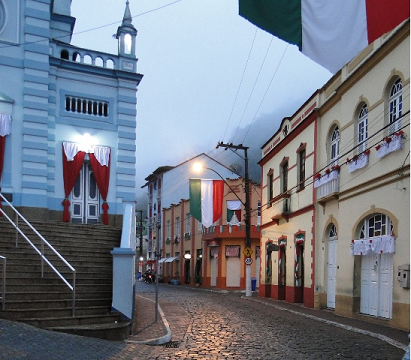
{"left": 260, "top": 21, "right": 409, "bottom": 330}
{"left": 161, "top": 177, "right": 261, "bottom": 290}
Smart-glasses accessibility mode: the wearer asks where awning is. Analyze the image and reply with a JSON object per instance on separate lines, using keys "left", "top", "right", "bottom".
{"left": 165, "top": 256, "right": 179, "bottom": 263}
{"left": 158, "top": 258, "right": 167, "bottom": 264}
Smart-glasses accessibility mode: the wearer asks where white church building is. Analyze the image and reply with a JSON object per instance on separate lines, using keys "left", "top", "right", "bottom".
{"left": 0, "top": 0, "right": 142, "bottom": 225}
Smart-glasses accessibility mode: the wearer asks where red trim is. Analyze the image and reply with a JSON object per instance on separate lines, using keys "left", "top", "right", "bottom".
{"left": 259, "top": 111, "right": 318, "bottom": 166}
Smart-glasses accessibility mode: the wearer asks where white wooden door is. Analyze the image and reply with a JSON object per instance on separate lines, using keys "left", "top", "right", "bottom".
{"left": 378, "top": 253, "right": 393, "bottom": 319}
{"left": 226, "top": 257, "right": 240, "bottom": 287}
{"left": 210, "top": 257, "right": 217, "bottom": 287}
{"left": 71, "top": 163, "right": 100, "bottom": 224}
{"left": 327, "top": 237, "right": 337, "bottom": 308}
{"left": 360, "top": 252, "right": 393, "bottom": 319}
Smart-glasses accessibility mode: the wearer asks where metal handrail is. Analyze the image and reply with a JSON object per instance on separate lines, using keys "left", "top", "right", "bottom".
{"left": 0, "top": 193, "right": 76, "bottom": 316}
{"left": 0, "top": 256, "right": 5, "bottom": 310}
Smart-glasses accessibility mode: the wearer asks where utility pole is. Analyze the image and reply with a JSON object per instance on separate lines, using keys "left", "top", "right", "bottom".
{"left": 216, "top": 142, "right": 252, "bottom": 297}
{"left": 137, "top": 210, "right": 143, "bottom": 257}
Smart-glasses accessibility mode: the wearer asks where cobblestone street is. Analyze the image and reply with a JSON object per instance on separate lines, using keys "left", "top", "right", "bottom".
{"left": 0, "top": 283, "right": 408, "bottom": 359}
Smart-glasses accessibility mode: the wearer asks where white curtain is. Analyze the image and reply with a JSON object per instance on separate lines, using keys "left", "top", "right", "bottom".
{"left": 63, "top": 142, "right": 110, "bottom": 166}
{"left": 0, "top": 114, "right": 12, "bottom": 136}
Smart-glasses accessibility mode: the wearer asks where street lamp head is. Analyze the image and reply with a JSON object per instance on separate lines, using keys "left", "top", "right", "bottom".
{"left": 192, "top": 162, "right": 204, "bottom": 173}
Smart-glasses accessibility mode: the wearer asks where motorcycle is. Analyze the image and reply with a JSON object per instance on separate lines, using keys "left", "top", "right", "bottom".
{"left": 143, "top": 270, "right": 155, "bottom": 284}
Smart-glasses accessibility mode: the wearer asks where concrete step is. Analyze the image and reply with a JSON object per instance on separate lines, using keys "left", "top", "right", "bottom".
{"left": 0, "top": 217, "right": 127, "bottom": 340}
{"left": 0, "top": 305, "right": 113, "bottom": 320}
{"left": 4, "top": 297, "right": 111, "bottom": 310}
{"left": 22, "top": 312, "right": 122, "bottom": 328}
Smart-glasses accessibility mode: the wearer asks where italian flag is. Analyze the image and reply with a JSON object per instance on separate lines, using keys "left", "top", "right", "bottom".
{"left": 189, "top": 179, "right": 224, "bottom": 228}
{"left": 239, "top": 0, "right": 410, "bottom": 73}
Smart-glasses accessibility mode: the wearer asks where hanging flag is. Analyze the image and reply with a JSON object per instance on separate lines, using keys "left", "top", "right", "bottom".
{"left": 239, "top": 0, "right": 410, "bottom": 74}
{"left": 189, "top": 179, "right": 224, "bottom": 228}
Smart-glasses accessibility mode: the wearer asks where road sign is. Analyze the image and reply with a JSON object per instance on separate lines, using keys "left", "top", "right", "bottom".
{"left": 243, "top": 247, "right": 253, "bottom": 258}
{"left": 245, "top": 257, "right": 253, "bottom": 265}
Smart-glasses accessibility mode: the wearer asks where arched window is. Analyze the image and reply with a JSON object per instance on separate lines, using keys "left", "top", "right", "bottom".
{"left": 329, "top": 224, "right": 337, "bottom": 238}
{"left": 359, "top": 213, "right": 393, "bottom": 239}
{"left": 389, "top": 79, "right": 402, "bottom": 135}
{"left": 357, "top": 104, "right": 368, "bottom": 153}
{"left": 330, "top": 126, "right": 340, "bottom": 166}
{"left": 60, "top": 50, "right": 69, "bottom": 60}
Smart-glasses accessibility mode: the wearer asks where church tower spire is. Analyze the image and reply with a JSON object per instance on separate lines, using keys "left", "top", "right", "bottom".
{"left": 116, "top": 1, "right": 137, "bottom": 58}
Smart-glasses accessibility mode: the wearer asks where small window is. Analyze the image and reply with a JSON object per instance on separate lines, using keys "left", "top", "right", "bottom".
{"left": 268, "top": 172, "right": 273, "bottom": 202}
{"left": 175, "top": 217, "right": 180, "bottom": 235}
{"left": 330, "top": 126, "right": 340, "bottom": 166}
{"left": 389, "top": 79, "right": 402, "bottom": 135}
{"left": 357, "top": 104, "right": 368, "bottom": 154}
{"left": 166, "top": 220, "right": 171, "bottom": 238}
{"left": 298, "top": 149, "right": 306, "bottom": 190}
{"left": 185, "top": 213, "right": 191, "bottom": 233}
{"left": 281, "top": 161, "right": 288, "bottom": 193}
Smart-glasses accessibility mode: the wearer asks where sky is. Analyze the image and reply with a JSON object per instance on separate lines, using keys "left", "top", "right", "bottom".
{"left": 70, "top": 0, "right": 332, "bottom": 205}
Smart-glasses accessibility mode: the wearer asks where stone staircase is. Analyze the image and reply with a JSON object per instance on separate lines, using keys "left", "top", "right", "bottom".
{"left": 0, "top": 218, "right": 131, "bottom": 340}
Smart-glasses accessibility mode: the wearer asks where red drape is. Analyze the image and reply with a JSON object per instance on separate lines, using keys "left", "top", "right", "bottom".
{"left": 89, "top": 152, "right": 111, "bottom": 225}
{"left": 62, "top": 145, "right": 86, "bottom": 222}
{"left": 0, "top": 136, "right": 6, "bottom": 212}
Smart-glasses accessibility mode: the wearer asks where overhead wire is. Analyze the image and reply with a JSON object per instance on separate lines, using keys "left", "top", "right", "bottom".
{"left": 241, "top": 44, "right": 289, "bottom": 144}
{"left": 230, "top": 36, "right": 274, "bottom": 142}
{"left": 0, "top": 0, "right": 184, "bottom": 50}
{"left": 221, "top": 28, "right": 258, "bottom": 143}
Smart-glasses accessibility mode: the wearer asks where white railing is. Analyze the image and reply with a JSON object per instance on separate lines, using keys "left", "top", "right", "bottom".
{"left": 0, "top": 193, "right": 76, "bottom": 316}
{"left": 0, "top": 256, "right": 5, "bottom": 310}
{"left": 316, "top": 175, "right": 339, "bottom": 199}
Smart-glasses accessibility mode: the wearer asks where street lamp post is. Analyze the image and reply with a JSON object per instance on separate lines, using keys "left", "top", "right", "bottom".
{"left": 216, "top": 142, "right": 252, "bottom": 297}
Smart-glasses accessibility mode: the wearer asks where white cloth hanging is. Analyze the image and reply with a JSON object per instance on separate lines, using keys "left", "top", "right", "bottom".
{"left": 63, "top": 142, "right": 81, "bottom": 161}
{"left": 90, "top": 145, "right": 110, "bottom": 167}
{"left": 376, "top": 134, "right": 402, "bottom": 158}
{"left": 348, "top": 153, "right": 369, "bottom": 173}
{"left": 0, "top": 114, "right": 12, "bottom": 136}
{"left": 63, "top": 142, "right": 110, "bottom": 166}
{"left": 227, "top": 200, "right": 242, "bottom": 210}
{"left": 314, "top": 169, "right": 339, "bottom": 188}
{"left": 350, "top": 235, "right": 395, "bottom": 256}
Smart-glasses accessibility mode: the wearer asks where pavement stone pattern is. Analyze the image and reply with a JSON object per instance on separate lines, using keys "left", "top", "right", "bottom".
{"left": 0, "top": 281, "right": 408, "bottom": 359}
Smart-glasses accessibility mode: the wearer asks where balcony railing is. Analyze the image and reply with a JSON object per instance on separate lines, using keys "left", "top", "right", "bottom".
{"left": 315, "top": 170, "right": 339, "bottom": 200}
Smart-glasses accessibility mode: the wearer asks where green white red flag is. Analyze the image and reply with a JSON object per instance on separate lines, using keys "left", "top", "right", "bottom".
{"left": 239, "top": 0, "right": 410, "bottom": 73}
{"left": 189, "top": 179, "right": 224, "bottom": 228}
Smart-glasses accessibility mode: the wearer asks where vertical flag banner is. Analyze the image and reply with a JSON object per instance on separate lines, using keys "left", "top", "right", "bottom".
{"left": 239, "top": 0, "right": 410, "bottom": 74}
{"left": 189, "top": 179, "right": 224, "bottom": 228}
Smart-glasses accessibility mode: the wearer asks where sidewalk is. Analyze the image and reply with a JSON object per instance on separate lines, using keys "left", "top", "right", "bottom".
{"left": 130, "top": 284, "right": 410, "bottom": 351}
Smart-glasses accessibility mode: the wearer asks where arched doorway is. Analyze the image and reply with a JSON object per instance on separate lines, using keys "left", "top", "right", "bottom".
{"left": 354, "top": 213, "right": 394, "bottom": 319}
{"left": 278, "top": 238, "right": 286, "bottom": 300}
{"left": 294, "top": 234, "right": 304, "bottom": 303}
{"left": 327, "top": 224, "right": 337, "bottom": 308}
